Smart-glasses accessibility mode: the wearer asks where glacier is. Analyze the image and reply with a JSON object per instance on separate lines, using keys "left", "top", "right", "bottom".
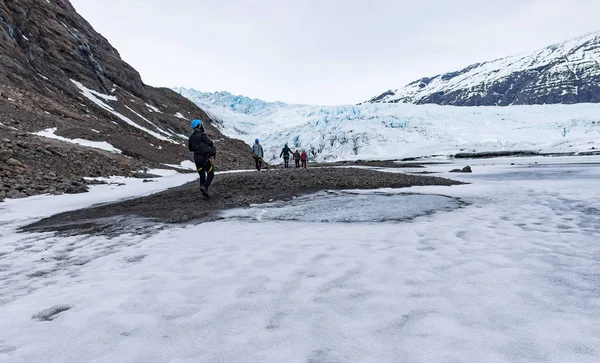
{"left": 173, "top": 88, "right": 600, "bottom": 163}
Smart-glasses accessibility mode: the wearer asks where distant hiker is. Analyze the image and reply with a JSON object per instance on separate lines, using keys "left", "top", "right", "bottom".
{"left": 188, "top": 119, "right": 216, "bottom": 198}
{"left": 252, "top": 138, "right": 264, "bottom": 171}
{"left": 293, "top": 149, "right": 301, "bottom": 169}
{"left": 280, "top": 143, "right": 293, "bottom": 168}
{"left": 301, "top": 150, "right": 308, "bottom": 169}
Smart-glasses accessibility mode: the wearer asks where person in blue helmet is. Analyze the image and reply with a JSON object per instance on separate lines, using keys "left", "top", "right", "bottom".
{"left": 251, "top": 138, "right": 264, "bottom": 171}
{"left": 188, "top": 119, "right": 216, "bottom": 198}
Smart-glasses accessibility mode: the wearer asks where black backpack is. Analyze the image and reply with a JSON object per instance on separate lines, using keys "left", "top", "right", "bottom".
{"left": 189, "top": 132, "right": 216, "bottom": 157}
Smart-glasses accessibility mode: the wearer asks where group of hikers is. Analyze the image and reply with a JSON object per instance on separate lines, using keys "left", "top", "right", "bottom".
{"left": 188, "top": 119, "right": 308, "bottom": 198}
{"left": 252, "top": 139, "right": 308, "bottom": 171}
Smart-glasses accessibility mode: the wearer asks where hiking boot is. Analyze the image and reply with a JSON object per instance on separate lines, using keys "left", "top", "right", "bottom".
{"left": 200, "top": 186, "right": 210, "bottom": 199}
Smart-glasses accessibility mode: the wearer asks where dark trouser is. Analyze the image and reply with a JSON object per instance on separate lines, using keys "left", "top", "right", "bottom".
{"left": 195, "top": 157, "right": 214, "bottom": 190}
{"left": 294, "top": 159, "right": 300, "bottom": 168}
{"left": 255, "top": 157, "right": 262, "bottom": 171}
{"left": 283, "top": 156, "right": 289, "bottom": 168}
{"left": 301, "top": 160, "right": 307, "bottom": 168}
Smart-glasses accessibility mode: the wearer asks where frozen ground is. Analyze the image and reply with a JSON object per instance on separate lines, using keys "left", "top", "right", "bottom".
{"left": 1, "top": 157, "right": 599, "bottom": 362}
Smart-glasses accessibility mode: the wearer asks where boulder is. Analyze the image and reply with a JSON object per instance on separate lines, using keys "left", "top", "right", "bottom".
{"left": 450, "top": 166, "right": 473, "bottom": 173}
{"left": 132, "top": 172, "right": 162, "bottom": 179}
{"left": 86, "top": 179, "right": 108, "bottom": 185}
{"left": 64, "top": 184, "right": 89, "bottom": 194}
{"left": 6, "top": 158, "right": 25, "bottom": 167}
{"left": 7, "top": 190, "right": 27, "bottom": 199}
{"left": 0, "top": 150, "right": 12, "bottom": 161}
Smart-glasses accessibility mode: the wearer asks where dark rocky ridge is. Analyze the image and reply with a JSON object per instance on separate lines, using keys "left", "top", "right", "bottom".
{"left": 368, "top": 32, "right": 600, "bottom": 106}
{"left": 0, "top": 0, "right": 253, "bottom": 201}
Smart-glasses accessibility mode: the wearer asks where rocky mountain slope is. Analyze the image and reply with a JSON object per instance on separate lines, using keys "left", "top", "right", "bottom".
{"left": 0, "top": 0, "right": 252, "bottom": 201}
{"left": 368, "top": 32, "right": 600, "bottom": 106}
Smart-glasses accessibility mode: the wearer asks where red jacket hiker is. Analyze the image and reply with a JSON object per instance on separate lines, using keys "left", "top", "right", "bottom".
{"left": 301, "top": 151, "right": 308, "bottom": 168}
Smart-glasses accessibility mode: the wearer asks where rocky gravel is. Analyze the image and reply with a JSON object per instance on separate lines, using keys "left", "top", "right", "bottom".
{"left": 24, "top": 168, "right": 464, "bottom": 233}
{"left": 0, "top": 132, "right": 143, "bottom": 201}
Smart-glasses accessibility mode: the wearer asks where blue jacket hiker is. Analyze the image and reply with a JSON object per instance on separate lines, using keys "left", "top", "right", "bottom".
{"left": 188, "top": 119, "right": 216, "bottom": 198}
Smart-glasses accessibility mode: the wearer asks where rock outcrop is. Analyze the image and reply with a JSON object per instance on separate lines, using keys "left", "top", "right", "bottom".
{"left": 0, "top": 0, "right": 253, "bottom": 201}
{"left": 368, "top": 32, "right": 600, "bottom": 106}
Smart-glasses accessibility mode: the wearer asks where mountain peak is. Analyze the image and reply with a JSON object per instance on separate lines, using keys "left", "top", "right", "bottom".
{"left": 368, "top": 31, "right": 600, "bottom": 106}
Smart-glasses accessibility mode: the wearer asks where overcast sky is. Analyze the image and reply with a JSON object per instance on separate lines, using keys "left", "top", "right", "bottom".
{"left": 71, "top": 0, "right": 600, "bottom": 105}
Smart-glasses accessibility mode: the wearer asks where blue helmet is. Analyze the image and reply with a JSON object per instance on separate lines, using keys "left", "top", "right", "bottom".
{"left": 191, "top": 119, "right": 203, "bottom": 129}
{"left": 255, "top": 139, "right": 259, "bottom": 143}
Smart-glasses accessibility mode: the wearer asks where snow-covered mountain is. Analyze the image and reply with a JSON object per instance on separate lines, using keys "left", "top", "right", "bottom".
{"left": 174, "top": 88, "right": 600, "bottom": 163}
{"left": 368, "top": 32, "right": 600, "bottom": 106}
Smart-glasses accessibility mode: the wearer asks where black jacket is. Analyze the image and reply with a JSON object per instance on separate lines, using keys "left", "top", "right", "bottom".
{"left": 280, "top": 145, "right": 293, "bottom": 158}
{"left": 188, "top": 129, "right": 216, "bottom": 158}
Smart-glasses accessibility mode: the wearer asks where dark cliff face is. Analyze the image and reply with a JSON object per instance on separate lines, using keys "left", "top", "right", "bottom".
{"left": 0, "top": 0, "right": 252, "bottom": 200}
{"left": 368, "top": 32, "right": 600, "bottom": 106}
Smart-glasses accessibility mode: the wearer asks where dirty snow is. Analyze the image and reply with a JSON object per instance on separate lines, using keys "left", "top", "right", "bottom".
{"left": 0, "top": 156, "right": 599, "bottom": 362}
{"left": 174, "top": 112, "right": 186, "bottom": 120}
{"left": 33, "top": 127, "right": 122, "bottom": 154}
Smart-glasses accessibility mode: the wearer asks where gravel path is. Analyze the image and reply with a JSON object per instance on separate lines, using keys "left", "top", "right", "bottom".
{"left": 25, "top": 168, "right": 463, "bottom": 233}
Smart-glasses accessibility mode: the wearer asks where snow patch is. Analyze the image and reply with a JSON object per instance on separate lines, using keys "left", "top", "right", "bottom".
{"left": 174, "top": 112, "right": 186, "bottom": 120}
{"left": 145, "top": 103, "right": 161, "bottom": 113}
{"left": 124, "top": 105, "right": 172, "bottom": 137}
{"left": 33, "top": 127, "right": 122, "bottom": 154}
{"left": 71, "top": 80, "right": 171, "bottom": 141}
